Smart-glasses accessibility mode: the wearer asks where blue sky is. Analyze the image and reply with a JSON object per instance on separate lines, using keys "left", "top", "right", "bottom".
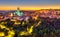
{"left": 0, "top": 0, "right": 60, "bottom": 6}
{"left": 0, "top": 0, "right": 60, "bottom": 10}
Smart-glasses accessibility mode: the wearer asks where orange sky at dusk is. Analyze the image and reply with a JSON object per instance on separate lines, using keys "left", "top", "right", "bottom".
{"left": 0, "top": 6, "right": 60, "bottom": 10}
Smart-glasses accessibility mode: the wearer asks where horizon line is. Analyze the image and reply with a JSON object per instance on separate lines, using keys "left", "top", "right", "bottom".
{"left": 0, "top": 9, "right": 60, "bottom": 11}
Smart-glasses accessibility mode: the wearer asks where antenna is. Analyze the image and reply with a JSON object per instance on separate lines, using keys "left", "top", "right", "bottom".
{"left": 17, "top": 7, "right": 20, "bottom": 10}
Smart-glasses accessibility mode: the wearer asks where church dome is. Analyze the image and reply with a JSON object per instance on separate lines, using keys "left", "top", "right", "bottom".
{"left": 14, "top": 8, "right": 23, "bottom": 16}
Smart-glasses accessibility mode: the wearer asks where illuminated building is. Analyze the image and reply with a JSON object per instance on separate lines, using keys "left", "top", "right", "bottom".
{"left": 14, "top": 7, "right": 23, "bottom": 16}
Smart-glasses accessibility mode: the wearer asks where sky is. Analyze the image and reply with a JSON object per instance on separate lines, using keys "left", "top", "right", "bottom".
{"left": 0, "top": 0, "right": 60, "bottom": 10}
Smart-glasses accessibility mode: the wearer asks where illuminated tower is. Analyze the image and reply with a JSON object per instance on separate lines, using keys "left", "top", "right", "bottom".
{"left": 14, "top": 7, "right": 23, "bottom": 16}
